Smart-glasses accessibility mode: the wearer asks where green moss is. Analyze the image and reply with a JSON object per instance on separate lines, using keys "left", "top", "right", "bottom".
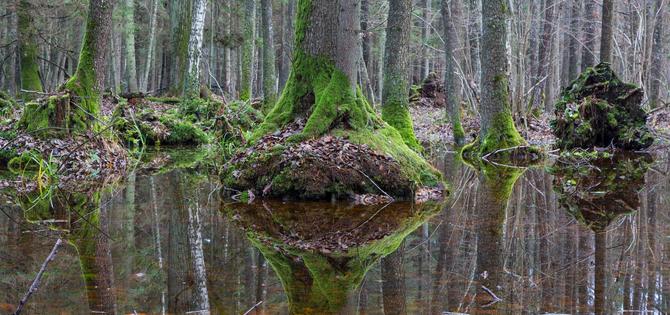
{"left": 17, "top": 0, "right": 43, "bottom": 98}
{"left": 463, "top": 112, "right": 526, "bottom": 159}
{"left": 382, "top": 99, "right": 421, "bottom": 151}
{"left": 341, "top": 125, "right": 441, "bottom": 187}
{"left": 146, "top": 96, "right": 181, "bottom": 104}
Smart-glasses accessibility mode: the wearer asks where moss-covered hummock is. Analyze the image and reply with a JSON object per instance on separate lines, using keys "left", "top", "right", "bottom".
{"left": 551, "top": 153, "right": 652, "bottom": 231}
{"left": 551, "top": 63, "right": 654, "bottom": 150}
{"left": 224, "top": 0, "right": 442, "bottom": 200}
{"left": 0, "top": 90, "right": 17, "bottom": 118}
{"left": 226, "top": 200, "right": 443, "bottom": 314}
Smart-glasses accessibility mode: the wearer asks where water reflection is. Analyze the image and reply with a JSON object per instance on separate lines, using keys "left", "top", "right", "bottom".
{"left": 0, "top": 149, "right": 668, "bottom": 314}
{"left": 226, "top": 200, "right": 443, "bottom": 314}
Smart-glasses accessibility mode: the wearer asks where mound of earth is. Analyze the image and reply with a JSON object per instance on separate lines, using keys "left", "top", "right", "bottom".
{"left": 551, "top": 63, "right": 654, "bottom": 150}
{"left": 223, "top": 121, "right": 443, "bottom": 200}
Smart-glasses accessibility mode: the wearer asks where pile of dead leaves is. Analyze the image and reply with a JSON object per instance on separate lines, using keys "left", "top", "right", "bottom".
{"left": 0, "top": 127, "right": 127, "bottom": 191}
{"left": 225, "top": 123, "right": 416, "bottom": 200}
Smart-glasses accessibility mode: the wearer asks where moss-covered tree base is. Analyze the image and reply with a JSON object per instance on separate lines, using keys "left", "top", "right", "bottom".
{"left": 223, "top": 122, "right": 442, "bottom": 200}
{"left": 224, "top": 55, "right": 442, "bottom": 200}
{"left": 551, "top": 63, "right": 654, "bottom": 150}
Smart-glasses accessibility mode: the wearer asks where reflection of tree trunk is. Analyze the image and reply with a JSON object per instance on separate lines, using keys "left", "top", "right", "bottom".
{"left": 255, "top": 250, "right": 265, "bottom": 303}
{"left": 578, "top": 227, "right": 592, "bottom": 313}
{"left": 75, "top": 198, "right": 118, "bottom": 314}
{"left": 471, "top": 167, "right": 523, "bottom": 313}
{"left": 430, "top": 213, "right": 449, "bottom": 314}
{"left": 187, "top": 195, "right": 211, "bottom": 314}
{"left": 594, "top": 231, "right": 606, "bottom": 315}
{"left": 149, "top": 177, "right": 167, "bottom": 315}
{"left": 167, "top": 173, "right": 190, "bottom": 314}
{"left": 646, "top": 176, "right": 658, "bottom": 310}
{"left": 381, "top": 243, "right": 406, "bottom": 315}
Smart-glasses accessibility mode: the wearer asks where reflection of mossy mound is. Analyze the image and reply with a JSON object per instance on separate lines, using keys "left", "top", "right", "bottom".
{"left": 551, "top": 63, "right": 654, "bottom": 150}
{"left": 226, "top": 201, "right": 442, "bottom": 314}
{"left": 551, "top": 153, "right": 652, "bottom": 231}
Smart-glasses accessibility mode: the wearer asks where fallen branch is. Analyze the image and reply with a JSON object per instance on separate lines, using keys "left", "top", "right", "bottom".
{"left": 242, "top": 301, "right": 263, "bottom": 315}
{"left": 480, "top": 285, "right": 502, "bottom": 308}
{"left": 13, "top": 238, "right": 63, "bottom": 315}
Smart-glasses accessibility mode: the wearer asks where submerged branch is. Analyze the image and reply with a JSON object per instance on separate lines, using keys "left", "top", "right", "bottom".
{"left": 13, "top": 238, "right": 64, "bottom": 315}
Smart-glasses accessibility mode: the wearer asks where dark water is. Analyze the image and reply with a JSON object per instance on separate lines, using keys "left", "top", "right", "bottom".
{"left": 0, "top": 149, "right": 668, "bottom": 314}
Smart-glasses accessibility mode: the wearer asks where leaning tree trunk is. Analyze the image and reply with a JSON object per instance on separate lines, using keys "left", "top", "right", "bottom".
{"left": 17, "top": 0, "right": 43, "bottom": 98}
{"left": 123, "top": 0, "right": 139, "bottom": 93}
{"left": 442, "top": 0, "right": 466, "bottom": 146}
{"left": 600, "top": 0, "right": 614, "bottom": 63}
{"left": 19, "top": 0, "right": 115, "bottom": 136}
{"left": 184, "top": 0, "right": 207, "bottom": 98}
{"left": 382, "top": 0, "right": 421, "bottom": 150}
{"left": 465, "top": 0, "right": 525, "bottom": 156}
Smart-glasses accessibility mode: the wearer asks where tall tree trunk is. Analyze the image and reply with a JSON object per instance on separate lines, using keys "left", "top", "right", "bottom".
{"left": 123, "top": 0, "right": 139, "bottom": 92}
{"left": 442, "top": 0, "right": 465, "bottom": 145}
{"left": 470, "top": 0, "right": 525, "bottom": 156}
{"left": 166, "top": 0, "right": 192, "bottom": 94}
{"left": 581, "top": 0, "right": 598, "bottom": 70}
{"left": 567, "top": 0, "right": 581, "bottom": 81}
{"left": 240, "top": 0, "right": 257, "bottom": 100}
{"left": 420, "top": 0, "right": 431, "bottom": 80}
{"left": 466, "top": 0, "right": 481, "bottom": 86}
{"left": 533, "top": 0, "right": 556, "bottom": 111}
{"left": 184, "top": 0, "right": 207, "bottom": 97}
{"left": 600, "top": 0, "right": 614, "bottom": 63}
{"left": 141, "top": 0, "right": 159, "bottom": 92}
{"left": 279, "top": 0, "right": 295, "bottom": 90}
{"left": 17, "top": 0, "right": 43, "bottom": 98}
{"left": 382, "top": 0, "right": 421, "bottom": 150}
{"left": 648, "top": 0, "right": 665, "bottom": 109}
{"left": 260, "top": 0, "right": 277, "bottom": 106}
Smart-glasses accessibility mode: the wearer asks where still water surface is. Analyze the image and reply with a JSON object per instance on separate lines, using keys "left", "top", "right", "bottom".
{"left": 0, "top": 149, "right": 668, "bottom": 314}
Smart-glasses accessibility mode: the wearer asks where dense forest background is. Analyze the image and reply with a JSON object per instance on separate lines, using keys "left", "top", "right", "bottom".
{"left": 1, "top": 0, "right": 667, "bottom": 113}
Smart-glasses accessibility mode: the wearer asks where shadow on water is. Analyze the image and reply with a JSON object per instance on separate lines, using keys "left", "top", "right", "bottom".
{"left": 1, "top": 148, "right": 669, "bottom": 314}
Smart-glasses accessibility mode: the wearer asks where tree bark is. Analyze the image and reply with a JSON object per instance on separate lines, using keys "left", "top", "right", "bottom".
{"left": 567, "top": 0, "right": 581, "bottom": 81}
{"left": 533, "top": 0, "right": 556, "bottom": 111}
{"left": 471, "top": 0, "right": 525, "bottom": 156}
{"left": 184, "top": 0, "right": 207, "bottom": 98}
{"left": 261, "top": 0, "right": 277, "bottom": 106}
{"left": 648, "top": 0, "right": 665, "bottom": 109}
{"left": 382, "top": 0, "right": 421, "bottom": 150}
{"left": 123, "top": 0, "right": 139, "bottom": 93}
{"left": 420, "top": 0, "right": 431, "bottom": 80}
{"left": 279, "top": 0, "right": 295, "bottom": 91}
{"left": 240, "top": 0, "right": 257, "bottom": 100}
{"left": 600, "top": 0, "right": 614, "bottom": 63}
{"left": 581, "top": 0, "right": 598, "bottom": 70}
{"left": 141, "top": 0, "right": 159, "bottom": 92}
{"left": 442, "top": 0, "right": 465, "bottom": 145}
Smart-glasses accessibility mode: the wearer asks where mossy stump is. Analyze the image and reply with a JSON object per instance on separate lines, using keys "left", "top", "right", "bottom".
{"left": 551, "top": 63, "right": 654, "bottom": 150}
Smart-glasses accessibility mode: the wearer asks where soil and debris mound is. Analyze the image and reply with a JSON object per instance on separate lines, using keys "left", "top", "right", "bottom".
{"left": 410, "top": 73, "right": 446, "bottom": 108}
{"left": 551, "top": 63, "right": 654, "bottom": 150}
{"left": 223, "top": 121, "right": 443, "bottom": 200}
